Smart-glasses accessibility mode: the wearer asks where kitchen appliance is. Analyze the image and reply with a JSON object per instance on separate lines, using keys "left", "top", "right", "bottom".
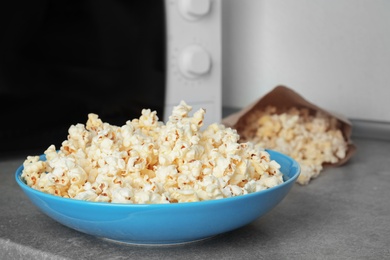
{"left": 0, "top": 0, "right": 221, "bottom": 155}
{"left": 164, "top": 0, "right": 221, "bottom": 126}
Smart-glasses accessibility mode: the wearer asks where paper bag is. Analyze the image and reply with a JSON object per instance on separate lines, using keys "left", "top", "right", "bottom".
{"left": 222, "top": 85, "right": 357, "bottom": 182}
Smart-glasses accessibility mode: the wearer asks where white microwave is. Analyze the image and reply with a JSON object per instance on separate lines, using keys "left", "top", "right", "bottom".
{"left": 164, "top": 0, "right": 221, "bottom": 125}
{"left": 0, "top": 0, "right": 221, "bottom": 154}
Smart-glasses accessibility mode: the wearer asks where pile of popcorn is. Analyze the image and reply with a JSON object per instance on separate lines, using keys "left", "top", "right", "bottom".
{"left": 21, "top": 101, "right": 284, "bottom": 204}
{"left": 239, "top": 106, "right": 348, "bottom": 185}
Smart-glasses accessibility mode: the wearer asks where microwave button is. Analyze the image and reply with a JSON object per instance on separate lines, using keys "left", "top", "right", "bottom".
{"left": 179, "top": 45, "right": 211, "bottom": 78}
{"left": 178, "top": 0, "right": 211, "bottom": 21}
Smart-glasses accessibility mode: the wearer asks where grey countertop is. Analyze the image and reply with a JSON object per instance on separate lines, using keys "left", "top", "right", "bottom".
{"left": 1, "top": 136, "right": 390, "bottom": 259}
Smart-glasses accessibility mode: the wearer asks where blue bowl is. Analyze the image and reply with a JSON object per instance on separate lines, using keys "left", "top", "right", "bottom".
{"left": 15, "top": 150, "right": 300, "bottom": 245}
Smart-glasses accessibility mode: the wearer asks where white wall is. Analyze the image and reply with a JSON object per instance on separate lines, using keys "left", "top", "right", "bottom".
{"left": 222, "top": 0, "right": 390, "bottom": 122}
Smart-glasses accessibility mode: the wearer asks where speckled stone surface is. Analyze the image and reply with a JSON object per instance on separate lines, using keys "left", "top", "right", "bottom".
{"left": 1, "top": 137, "right": 390, "bottom": 260}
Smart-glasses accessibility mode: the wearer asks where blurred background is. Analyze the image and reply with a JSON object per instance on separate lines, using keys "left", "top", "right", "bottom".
{"left": 1, "top": 0, "right": 389, "bottom": 157}
{"left": 222, "top": 0, "right": 390, "bottom": 123}
{"left": 0, "top": 1, "right": 166, "bottom": 156}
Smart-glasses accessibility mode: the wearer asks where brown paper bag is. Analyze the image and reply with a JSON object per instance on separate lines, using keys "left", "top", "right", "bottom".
{"left": 222, "top": 85, "right": 357, "bottom": 183}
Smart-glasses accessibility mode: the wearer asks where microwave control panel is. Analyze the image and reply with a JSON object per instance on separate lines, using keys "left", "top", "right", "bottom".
{"left": 164, "top": 0, "right": 221, "bottom": 127}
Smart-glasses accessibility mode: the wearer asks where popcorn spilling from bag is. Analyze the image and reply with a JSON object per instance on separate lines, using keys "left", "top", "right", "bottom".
{"left": 239, "top": 106, "right": 348, "bottom": 185}
{"left": 21, "top": 101, "right": 284, "bottom": 204}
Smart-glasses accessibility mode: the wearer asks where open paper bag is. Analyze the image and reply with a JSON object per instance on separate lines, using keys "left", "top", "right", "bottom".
{"left": 222, "top": 85, "right": 357, "bottom": 184}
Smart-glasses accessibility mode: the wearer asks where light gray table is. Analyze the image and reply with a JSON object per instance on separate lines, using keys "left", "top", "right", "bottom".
{"left": 1, "top": 136, "right": 390, "bottom": 260}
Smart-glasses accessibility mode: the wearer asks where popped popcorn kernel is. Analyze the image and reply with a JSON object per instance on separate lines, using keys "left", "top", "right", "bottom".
{"left": 239, "top": 106, "right": 348, "bottom": 185}
{"left": 21, "top": 101, "right": 284, "bottom": 204}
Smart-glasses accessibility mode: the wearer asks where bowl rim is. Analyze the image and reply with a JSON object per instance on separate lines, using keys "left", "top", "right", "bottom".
{"left": 15, "top": 149, "right": 300, "bottom": 208}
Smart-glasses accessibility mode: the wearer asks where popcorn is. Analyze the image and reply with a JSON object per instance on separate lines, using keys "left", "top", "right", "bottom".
{"left": 239, "top": 106, "right": 348, "bottom": 185}
{"left": 21, "top": 101, "right": 284, "bottom": 204}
